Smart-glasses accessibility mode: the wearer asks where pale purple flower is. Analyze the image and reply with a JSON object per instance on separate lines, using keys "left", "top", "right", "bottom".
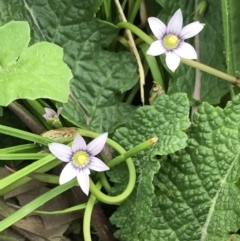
{"left": 43, "top": 107, "right": 63, "bottom": 119}
{"left": 147, "top": 9, "right": 205, "bottom": 72}
{"left": 48, "top": 133, "right": 109, "bottom": 195}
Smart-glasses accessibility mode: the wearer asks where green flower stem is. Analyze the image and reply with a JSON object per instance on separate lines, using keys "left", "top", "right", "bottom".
{"left": 138, "top": 42, "right": 165, "bottom": 89}
{"left": 8, "top": 101, "right": 46, "bottom": 134}
{"left": 180, "top": 58, "right": 238, "bottom": 84}
{"left": 0, "top": 128, "right": 154, "bottom": 234}
{"left": 28, "top": 172, "right": 59, "bottom": 184}
{"left": 26, "top": 137, "right": 157, "bottom": 190}
{"left": 84, "top": 181, "right": 102, "bottom": 241}
{"left": 117, "top": 21, "right": 239, "bottom": 85}
{"left": 127, "top": 0, "right": 134, "bottom": 18}
{"left": 0, "top": 154, "right": 57, "bottom": 190}
{"left": 0, "top": 144, "right": 39, "bottom": 153}
{"left": 117, "top": 22, "right": 153, "bottom": 44}
{"left": 89, "top": 137, "right": 157, "bottom": 204}
{"left": 128, "top": 0, "right": 142, "bottom": 23}
{"left": 74, "top": 129, "right": 136, "bottom": 204}
{"left": 0, "top": 124, "right": 53, "bottom": 145}
{"left": 0, "top": 160, "right": 60, "bottom": 196}
{"left": 126, "top": 83, "right": 140, "bottom": 104}
{"left": 99, "top": 173, "right": 111, "bottom": 192}
{"left": 103, "top": 0, "right": 112, "bottom": 21}
{"left": 0, "top": 153, "right": 48, "bottom": 160}
{"left": 108, "top": 137, "right": 157, "bottom": 168}
{"left": 0, "top": 179, "right": 76, "bottom": 232}
{"left": 33, "top": 203, "right": 87, "bottom": 215}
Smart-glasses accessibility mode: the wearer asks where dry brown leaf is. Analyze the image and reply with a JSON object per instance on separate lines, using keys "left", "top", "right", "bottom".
{"left": 16, "top": 187, "right": 82, "bottom": 230}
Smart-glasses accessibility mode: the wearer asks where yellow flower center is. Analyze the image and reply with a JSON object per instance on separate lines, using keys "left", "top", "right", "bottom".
{"left": 72, "top": 151, "right": 89, "bottom": 167}
{"left": 163, "top": 34, "right": 179, "bottom": 50}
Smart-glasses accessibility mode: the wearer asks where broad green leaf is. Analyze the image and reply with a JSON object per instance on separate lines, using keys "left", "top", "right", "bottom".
{"left": 61, "top": 51, "right": 138, "bottom": 132}
{"left": 161, "top": 0, "right": 230, "bottom": 105}
{"left": 198, "top": 0, "right": 230, "bottom": 104}
{"left": 221, "top": 0, "right": 240, "bottom": 76}
{"left": 0, "top": 21, "right": 30, "bottom": 67}
{"left": 0, "top": 21, "right": 72, "bottom": 106}
{"left": 114, "top": 94, "right": 240, "bottom": 241}
{"left": 0, "top": 0, "right": 138, "bottom": 132}
{"left": 110, "top": 93, "right": 190, "bottom": 241}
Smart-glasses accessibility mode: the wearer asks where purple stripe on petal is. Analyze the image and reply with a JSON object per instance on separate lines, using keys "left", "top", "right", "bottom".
{"left": 82, "top": 166, "right": 91, "bottom": 175}
{"left": 48, "top": 143, "right": 72, "bottom": 162}
{"left": 87, "top": 133, "right": 108, "bottom": 156}
{"left": 59, "top": 162, "right": 78, "bottom": 184}
{"left": 77, "top": 170, "right": 90, "bottom": 195}
{"left": 72, "top": 134, "right": 87, "bottom": 153}
{"left": 167, "top": 9, "right": 183, "bottom": 35}
{"left": 88, "top": 156, "right": 109, "bottom": 172}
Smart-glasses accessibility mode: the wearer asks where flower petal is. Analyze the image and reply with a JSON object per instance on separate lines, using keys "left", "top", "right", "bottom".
{"left": 180, "top": 21, "right": 205, "bottom": 39}
{"left": 165, "top": 52, "right": 181, "bottom": 72}
{"left": 88, "top": 156, "right": 109, "bottom": 172}
{"left": 167, "top": 9, "right": 183, "bottom": 35}
{"left": 87, "top": 132, "right": 108, "bottom": 156}
{"left": 48, "top": 143, "right": 72, "bottom": 162}
{"left": 77, "top": 170, "right": 90, "bottom": 195}
{"left": 82, "top": 167, "right": 91, "bottom": 175}
{"left": 72, "top": 134, "right": 87, "bottom": 153}
{"left": 59, "top": 162, "right": 78, "bottom": 184}
{"left": 148, "top": 17, "right": 166, "bottom": 39}
{"left": 43, "top": 108, "right": 56, "bottom": 119}
{"left": 147, "top": 40, "right": 166, "bottom": 56}
{"left": 57, "top": 107, "right": 63, "bottom": 117}
{"left": 174, "top": 42, "right": 197, "bottom": 59}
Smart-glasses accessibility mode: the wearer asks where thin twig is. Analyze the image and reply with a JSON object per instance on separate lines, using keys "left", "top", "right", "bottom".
{"left": 8, "top": 101, "right": 46, "bottom": 134}
{"left": 114, "top": 0, "right": 145, "bottom": 104}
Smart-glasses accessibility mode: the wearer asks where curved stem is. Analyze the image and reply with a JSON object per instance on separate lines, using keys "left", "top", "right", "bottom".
{"left": 99, "top": 173, "right": 111, "bottom": 192}
{"left": 78, "top": 129, "right": 136, "bottom": 204}
{"left": 89, "top": 138, "right": 157, "bottom": 204}
{"left": 89, "top": 154, "right": 135, "bottom": 205}
{"left": 117, "top": 22, "right": 153, "bottom": 44}
{"left": 83, "top": 182, "right": 102, "bottom": 241}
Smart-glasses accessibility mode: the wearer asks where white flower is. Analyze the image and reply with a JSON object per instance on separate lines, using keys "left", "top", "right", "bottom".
{"left": 48, "top": 133, "right": 109, "bottom": 195}
{"left": 147, "top": 9, "right": 205, "bottom": 72}
{"left": 43, "top": 107, "right": 63, "bottom": 119}
{"left": 43, "top": 107, "right": 63, "bottom": 128}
